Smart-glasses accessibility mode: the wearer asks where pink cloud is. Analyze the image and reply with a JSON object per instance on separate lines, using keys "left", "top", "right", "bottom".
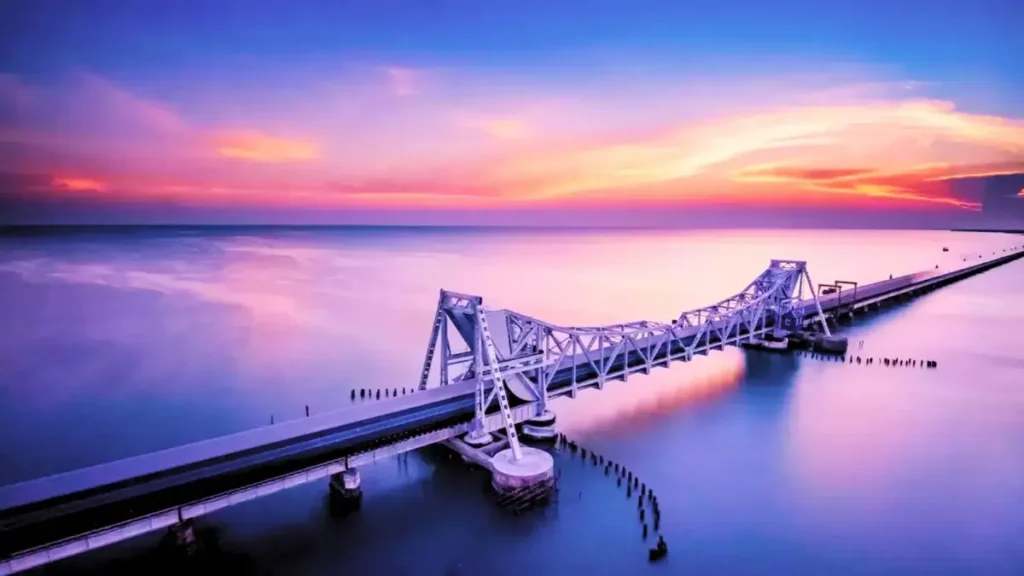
{"left": 384, "top": 67, "right": 422, "bottom": 97}
{"left": 459, "top": 116, "right": 530, "bottom": 140}
{"left": 0, "top": 71, "right": 189, "bottom": 164}
{"left": 3, "top": 63, "right": 1023, "bottom": 213}
{"left": 72, "top": 72, "right": 186, "bottom": 135}
{"left": 50, "top": 176, "right": 108, "bottom": 192}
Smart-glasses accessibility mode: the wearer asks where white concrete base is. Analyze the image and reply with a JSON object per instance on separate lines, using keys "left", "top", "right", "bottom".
{"left": 463, "top": 431, "right": 495, "bottom": 448}
{"left": 522, "top": 424, "right": 557, "bottom": 440}
{"left": 526, "top": 410, "right": 556, "bottom": 426}
{"left": 490, "top": 446, "right": 555, "bottom": 493}
{"left": 522, "top": 410, "right": 557, "bottom": 441}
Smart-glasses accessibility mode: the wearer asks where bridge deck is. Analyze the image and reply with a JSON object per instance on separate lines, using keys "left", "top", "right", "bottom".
{"left": 0, "top": 381, "right": 476, "bottom": 516}
{"left": 809, "top": 250, "right": 1020, "bottom": 312}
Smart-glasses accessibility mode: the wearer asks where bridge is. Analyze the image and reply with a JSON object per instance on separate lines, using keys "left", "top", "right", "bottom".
{"left": 1, "top": 247, "right": 1022, "bottom": 575}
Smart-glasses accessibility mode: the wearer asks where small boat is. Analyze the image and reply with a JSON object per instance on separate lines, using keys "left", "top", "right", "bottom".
{"left": 942, "top": 247, "right": 949, "bottom": 252}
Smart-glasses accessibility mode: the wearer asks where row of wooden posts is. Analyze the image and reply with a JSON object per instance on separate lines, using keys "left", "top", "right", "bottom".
{"left": 555, "top": 433, "right": 668, "bottom": 562}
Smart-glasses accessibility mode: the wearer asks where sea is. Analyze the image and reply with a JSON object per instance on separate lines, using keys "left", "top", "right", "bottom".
{"left": 0, "top": 227, "right": 1022, "bottom": 576}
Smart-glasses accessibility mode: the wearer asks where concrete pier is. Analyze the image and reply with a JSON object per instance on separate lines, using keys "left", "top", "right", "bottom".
{"left": 521, "top": 410, "right": 557, "bottom": 441}
{"left": 446, "top": 431, "right": 508, "bottom": 467}
{"left": 463, "top": 430, "right": 495, "bottom": 448}
{"left": 328, "top": 468, "right": 362, "bottom": 511}
{"left": 163, "top": 520, "right": 198, "bottom": 556}
{"left": 490, "top": 447, "right": 555, "bottom": 494}
{"left": 446, "top": 432, "right": 555, "bottom": 497}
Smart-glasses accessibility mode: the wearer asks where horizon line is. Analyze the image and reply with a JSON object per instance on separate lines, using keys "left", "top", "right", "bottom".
{"left": 2, "top": 223, "right": 1020, "bottom": 233}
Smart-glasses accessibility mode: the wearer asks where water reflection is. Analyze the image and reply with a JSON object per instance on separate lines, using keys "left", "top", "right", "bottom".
{"left": 1, "top": 228, "right": 1023, "bottom": 574}
{"left": 555, "top": 351, "right": 746, "bottom": 439}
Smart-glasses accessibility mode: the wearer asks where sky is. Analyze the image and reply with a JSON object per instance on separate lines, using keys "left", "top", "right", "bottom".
{"left": 1, "top": 0, "right": 1023, "bottom": 227}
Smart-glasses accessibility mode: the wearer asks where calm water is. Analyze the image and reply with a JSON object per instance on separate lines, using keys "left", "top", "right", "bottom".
{"left": 1, "top": 228, "right": 1022, "bottom": 575}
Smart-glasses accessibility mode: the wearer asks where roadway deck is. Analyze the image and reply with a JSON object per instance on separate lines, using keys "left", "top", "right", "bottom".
{"left": 0, "top": 381, "right": 478, "bottom": 558}
{"left": 810, "top": 248, "right": 1024, "bottom": 313}
{"left": 0, "top": 381, "right": 476, "bottom": 513}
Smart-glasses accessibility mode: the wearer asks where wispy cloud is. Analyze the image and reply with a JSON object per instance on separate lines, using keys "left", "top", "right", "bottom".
{"left": 73, "top": 71, "right": 187, "bottom": 135}
{"left": 0, "top": 71, "right": 188, "bottom": 160}
{"left": 3, "top": 65, "right": 1023, "bottom": 213}
{"left": 480, "top": 99, "right": 1024, "bottom": 206}
{"left": 732, "top": 163, "right": 985, "bottom": 209}
{"left": 384, "top": 66, "right": 422, "bottom": 97}
{"left": 459, "top": 116, "right": 530, "bottom": 140}
{"left": 211, "top": 130, "right": 320, "bottom": 162}
{"left": 50, "top": 176, "right": 108, "bottom": 192}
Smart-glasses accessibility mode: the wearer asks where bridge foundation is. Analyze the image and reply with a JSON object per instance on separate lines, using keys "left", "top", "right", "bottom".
{"left": 329, "top": 468, "right": 362, "bottom": 512}
{"left": 490, "top": 446, "right": 555, "bottom": 495}
{"left": 521, "top": 410, "right": 557, "bottom": 441}
{"left": 464, "top": 430, "right": 495, "bottom": 448}
{"left": 162, "top": 519, "right": 199, "bottom": 556}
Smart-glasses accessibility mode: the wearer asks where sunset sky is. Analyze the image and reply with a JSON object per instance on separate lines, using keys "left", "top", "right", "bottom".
{"left": 1, "top": 0, "right": 1023, "bottom": 226}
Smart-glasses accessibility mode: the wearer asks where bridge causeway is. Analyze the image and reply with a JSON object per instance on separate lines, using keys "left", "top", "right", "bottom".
{"left": 1, "top": 245, "right": 1022, "bottom": 575}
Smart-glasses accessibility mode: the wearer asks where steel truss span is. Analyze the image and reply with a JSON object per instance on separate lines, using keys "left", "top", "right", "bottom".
{"left": 418, "top": 260, "right": 830, "bottom": 412}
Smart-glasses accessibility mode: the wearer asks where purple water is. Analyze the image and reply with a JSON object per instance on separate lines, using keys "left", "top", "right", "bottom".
{"left": 1, "top": 227, "right": 1022, "bottom": 575}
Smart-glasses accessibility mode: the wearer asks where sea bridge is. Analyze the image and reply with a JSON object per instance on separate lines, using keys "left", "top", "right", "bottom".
{"left": 1, "top": 247, "right": 1022, "bottom": 575}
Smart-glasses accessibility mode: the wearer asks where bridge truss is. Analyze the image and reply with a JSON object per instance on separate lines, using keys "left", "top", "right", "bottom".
{"left": 417, "top": 259, "right": 830, "bottom": 457}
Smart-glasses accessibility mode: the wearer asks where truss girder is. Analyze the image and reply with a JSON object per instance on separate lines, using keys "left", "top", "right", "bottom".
{"left": 420, "top": 260, "right": 830, "bottom": 408}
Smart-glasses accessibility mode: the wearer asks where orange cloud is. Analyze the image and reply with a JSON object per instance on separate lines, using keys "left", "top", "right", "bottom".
{"left": 7, "top": 69, "right": 1024, "bottom": 214}
{"left": 927, "top": 165, "right": 1024, "bottom": 181}
{"left": 481, "top": 98, "right": 1024, "bottom": 206}
{"left": 212, "top": 131, "right": 319, "bottom": 162}
{"left": 732, "top": 163, "right": 987, "bottom": 209}
{"left": 50, "top": 177, "right": 107, "bottom": 192}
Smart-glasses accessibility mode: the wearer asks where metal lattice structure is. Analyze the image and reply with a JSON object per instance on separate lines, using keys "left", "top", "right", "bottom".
{"left": 417, "top": 259, "right": 830, "bottom": 437}
{"left": 476, "top": 307, "right": 524, "bottom": 460}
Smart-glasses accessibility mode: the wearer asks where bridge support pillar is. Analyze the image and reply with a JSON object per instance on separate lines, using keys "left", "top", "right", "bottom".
{"left": 163, "top": 519, "right": 199, "bottom": 556}
{"left": 490, "top": 446, "right": 555, "bottom": 495}
{"left": 521, "top": 410, "right": 557, "bottom": 442}
{"left": 329, "top": 468, "right": 362, "bottom": 512}
{"left": 464, "top": 430, "right": 495, "bottom": 448}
